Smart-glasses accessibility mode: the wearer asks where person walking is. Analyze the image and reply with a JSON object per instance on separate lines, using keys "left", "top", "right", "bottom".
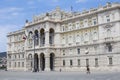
{"left": 86, "top": 65, "right": 90, "bottom": 74}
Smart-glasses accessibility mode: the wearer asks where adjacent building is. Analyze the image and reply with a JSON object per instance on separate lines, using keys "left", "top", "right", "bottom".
{"left": 7, "top": 2, "right": 120, "bottom": 72}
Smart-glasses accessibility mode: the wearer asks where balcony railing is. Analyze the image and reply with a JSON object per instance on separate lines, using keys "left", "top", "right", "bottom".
{"left": 104, "top": 37, "right": 113, "bottom": 42}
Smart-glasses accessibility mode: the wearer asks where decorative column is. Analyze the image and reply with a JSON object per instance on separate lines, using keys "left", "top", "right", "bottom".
{"left": 45, "top": 31, "right": 49, "bottom": 47}
{"left": 32, "top": 53, "right": 34, "bottom": 71}
{"left": 45, "top": 56, "right": 50, "bottom": 71}
{"left": 45, "top": 49, "right": 50, "bottom": 71}
{"left": 45, "top": 22, "right": 49, "bottom": 47}
{"left": 54, "top": 23, "right": 61, "bottom": 47}
{"left": 39, "top": 56, "right": 41, "bottom": 71}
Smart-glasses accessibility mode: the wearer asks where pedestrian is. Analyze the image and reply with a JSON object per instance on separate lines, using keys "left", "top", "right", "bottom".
{"left": 59, "top": 68, "right": 62, "bottom": 72}
{"left": 86, "top": 65, "right": 90, "bottom": 74}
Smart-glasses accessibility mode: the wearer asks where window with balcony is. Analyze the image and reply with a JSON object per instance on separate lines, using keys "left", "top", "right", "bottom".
{"left": 106, "top": 43, "right": 112, "bottom": 52}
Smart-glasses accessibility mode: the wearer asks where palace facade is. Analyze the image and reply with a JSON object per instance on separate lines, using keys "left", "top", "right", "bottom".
{"left": 7, "top": 2, "right": 120, "bottom": 72}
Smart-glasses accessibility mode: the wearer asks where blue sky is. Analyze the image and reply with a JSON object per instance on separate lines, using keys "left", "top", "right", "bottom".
{"left": 0, "top": 0, "right": 120, "bottom": 52}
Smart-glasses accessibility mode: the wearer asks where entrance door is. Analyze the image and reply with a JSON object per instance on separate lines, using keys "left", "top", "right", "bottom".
{"left": 40, "top": 53, "right": 45, "bottom": 71}
{"left": 50, "top": 53, "right": 55, "bottom": 71}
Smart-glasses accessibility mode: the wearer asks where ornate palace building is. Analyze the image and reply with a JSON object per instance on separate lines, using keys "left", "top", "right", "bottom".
{"left": 7, "top": 2, "right": 120, "bottom": 72}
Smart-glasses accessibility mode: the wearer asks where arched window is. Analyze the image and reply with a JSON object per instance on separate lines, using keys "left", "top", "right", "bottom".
{"left": 76, "top": 34, "right": 80, "bottom": 42}
{"left": 76, "top": 22, "right": 79, "bottom": 29}
{"left": 28, "top": 31, "right": 33, "bottom": 48}
{"left": 107, "top": 29, "right": 111, "bottom": 38}
{"left": 28, "top": 54, "right": 32, "bottom": 59}
{"left": 69, "top": 24, "right": 72, "bottom": 30}
{"left": 81, "top": 35, "right": 84, "bottom": 42}
{"left": 40, "top": 28, "right": 45, "bottom": 46}
{"left": 62, "top": 36, "right": 65, "bottom": 44}
{"left": 84, "top": 33, "right": 89, "bottom": 41}
{"left": 69, "top": 35, "right": 73, "bottom": 43}
{"left": 49, "top": 28, "right": 54, "bottom": 45}
{"left": 34, "top": 30, "right": 39, "bottom": 46}
{"left": 29, "top": 31, "right": 33, "bottom": 39}
{"left": 93, "top": 32, "right": 98, "bottom": 40}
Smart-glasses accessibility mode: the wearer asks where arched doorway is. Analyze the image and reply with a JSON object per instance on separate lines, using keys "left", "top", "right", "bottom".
{"left": 50, "top": 53, "right": 55, "bottom": 71}
{"left": 34, "top": 53, "right": 39, "bottom": 72}
{"left": 28, "top": 54, "right": 32, "bottom": 70}
{"left": 49, "top": 28, "right": 54, "bottom": 45}
{"left": 40, "top": 53, "right": 45, "bottom": 71}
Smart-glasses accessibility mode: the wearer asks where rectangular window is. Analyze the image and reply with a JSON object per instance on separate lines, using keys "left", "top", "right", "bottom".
{"left": 22, "top": 62, "right": 24, "bottom": 67}
{"left": 9, "top": 62, "right": 11, "bottom": 68}
{"left": 15, "top": 55, "right": 16, "bottom": 59}
{"left": 69, "top": 49, "right": 72, "bottom": 54}
{"left": 77, "top": 48, "right": 80, "bottom": 54}
{"left": 63, "top": 60, "right": 65, "bottom": 66}
{"left": 106, "top": 15, "right": 110, "bottom": 22}
{"left": 95, "top": 58, "right": 98, "bottom": 67}
{"left": 78, "top": 59, "right": 80, "bottom": 66}
{"left": 109, "top": 57, "right": 112, "bottom": 65}
{"left": 106, "top": 43, "right": 112, "bottom": 52}
{"left": 93, "top": 19, "right": 97, "bottom": 25}
{"left": 70, "top": 60, "right": 73, "bottom": 66}
{"left": 18, "top": 62, "right": 20, "bottom": 67}
{"left": 8, "top": 54, "right": 11, "bottom": 59}
{"left": 19, "top": 54, "right": 20, "bottom": 59}
{"left": 86, "top": 59, "right": 89, "bottom": 66}
{"left": 22, "top": 54, "right": 24, "bottom": 58}
{"left": 15, "top": 62, "right": 16, "bottom": 67}
{"left": 63, "top": 50, "right": 65, "bottom": 55}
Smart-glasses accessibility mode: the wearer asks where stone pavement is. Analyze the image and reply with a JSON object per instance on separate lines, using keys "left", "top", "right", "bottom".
{"left": 0, "top": 70, "right": 120, "bottom": 80}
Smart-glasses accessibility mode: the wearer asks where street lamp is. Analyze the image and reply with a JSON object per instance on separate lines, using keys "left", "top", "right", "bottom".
{"left": 32, "top": 34, "right": 39, "bottom": 72}
{"left": 33, "top": 34, "right": 37, "bottom": 72}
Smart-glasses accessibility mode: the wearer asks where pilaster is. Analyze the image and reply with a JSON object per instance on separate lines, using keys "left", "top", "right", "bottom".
{"left": 45, "top": 22, "right": 50, "bottom": 47}
{"left": 45, "top": 56, "right": 50, "bottom": 71}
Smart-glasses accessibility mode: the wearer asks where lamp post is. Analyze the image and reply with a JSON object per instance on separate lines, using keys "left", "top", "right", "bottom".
{"left": 33, "top": 34, "right": 36, "bottom": 72}
{"left": 33, "top": 34, "right": 39, "bottom": 72}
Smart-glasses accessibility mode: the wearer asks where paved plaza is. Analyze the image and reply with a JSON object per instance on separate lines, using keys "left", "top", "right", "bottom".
{"left": 0, "top": 71, "right": 120, "bottom": 80}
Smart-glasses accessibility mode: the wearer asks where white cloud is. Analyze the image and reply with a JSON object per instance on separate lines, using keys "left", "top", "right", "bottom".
{"left": 0, "top": 7, "right": 24, "bottom": 19}
{"left": 52, "top": 0, "right": 59, "bottom": 2}
{"left": 76, "top": 0, "right": 87, "bottom": 3}
{"left": 0, "top": 24, "right": 22, "bottom": 51}
{"left": 27, "top": 0, "right": 35, "bottom": 5}
{"left": 0, "top": 7, "right": 23, "bottom": 13}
